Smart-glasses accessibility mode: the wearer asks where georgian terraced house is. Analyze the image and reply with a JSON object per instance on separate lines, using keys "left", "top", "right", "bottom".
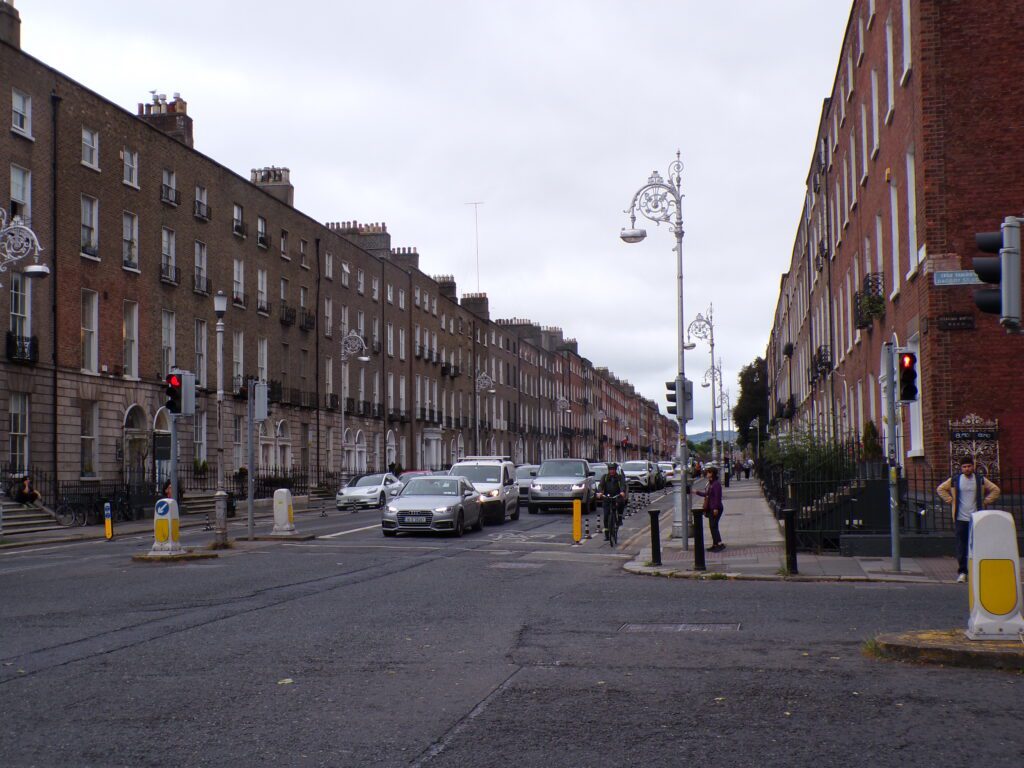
{"left": 766, "top": 0, "right": 1024, "bottom": 475}
{"left": 0, "top": 1, "right": 675, "bottom": 504}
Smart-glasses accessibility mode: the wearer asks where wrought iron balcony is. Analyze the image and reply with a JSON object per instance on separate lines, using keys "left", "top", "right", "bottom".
{"left": 232, "top": 219, "right": 247, "bottom": 238}
{"left": 345, "top": 397, "right": 356, "bottom": 414}
{"left": 299, "top": 308, "right": 316, "bottom": 331}
{"left": 193, "top": 200, "right": 211, "bottom": 221}
{"left": 6, "top": 332, "right": 38, "bottom": 364}
{"left": 256, "top": 297, "right": 271, "bottom": 315}
{"left": 160, "top": 262, "right": 180, "bottom": 285}
{"left": 267, "top": 380, "right": 283, "bottom": 403}
{"left": 326, "top": 392, "right": 340, "bottom": 410}
{"left": 232, "top": 290, "right": 248, "bottom": 308}
{"left": 257, "top": 232, "right": 271, "bottom": 249}
{"left": 814, "top": 344, "right": 832, "bottom": 373}
{"left": 122, "top": 242, "right": 138, "bottom": 270}
{"left": 279, "top": 302, "right": 296, "bottom": 326}
{"left": 193, "top": 270, "right": 210, "bottom": 295}
{"left": 160, "top": 185, "right": 180, "bottom": 206}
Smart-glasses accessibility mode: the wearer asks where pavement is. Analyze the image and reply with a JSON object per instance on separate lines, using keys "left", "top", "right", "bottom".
{"left": 626, "top": 477, "right": 968, "bottom": 585}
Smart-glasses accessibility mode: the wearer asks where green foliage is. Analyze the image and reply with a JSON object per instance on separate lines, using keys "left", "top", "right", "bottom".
{"left": 861, "top": 420, "right": 883, "bottom": 460}
{"left": 734, "top": 357, "right": 769, "bottom": 449}
{"left": 761, "top": 428, "right": 859, "bottom": 479}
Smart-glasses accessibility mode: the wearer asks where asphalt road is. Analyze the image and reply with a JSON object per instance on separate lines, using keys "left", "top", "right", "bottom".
{"left": 1, "top": 490, "right": 1021, "bottom": 768}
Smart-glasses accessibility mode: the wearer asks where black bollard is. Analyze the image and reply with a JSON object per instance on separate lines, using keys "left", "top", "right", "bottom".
{"left": 648, "top": 509, "right": 662, "bottom": 567}
{"left": 783, "top": 506, "right": 799, "bottom": 575}
{"left": 692, "top": 508, "right": 707, "bottom": 571}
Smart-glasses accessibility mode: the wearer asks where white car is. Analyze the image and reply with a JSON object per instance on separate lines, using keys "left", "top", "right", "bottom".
{"left": 658, "top": 462, "right": 676, "bottom": 485}
{"left": 449, "top": 457, "right": 519, "bottom": 524}
{"left": 336, "top": 472, "right": 403, "bottom": 510}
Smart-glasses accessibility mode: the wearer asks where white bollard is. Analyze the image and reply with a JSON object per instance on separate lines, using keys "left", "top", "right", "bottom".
{"left": 966, "top": 510, "right": 1024, "bottom": 640}
{"left": 150, "top": 498, "right": 183, "bottom": 555}
{"left": 271, "top": 488, "right": 296, "bottom": 536}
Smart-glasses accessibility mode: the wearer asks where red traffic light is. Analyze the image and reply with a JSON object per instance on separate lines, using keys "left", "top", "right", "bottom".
{"left": 167, "top": 373, "right": 182, "bottom": 388}
{"left": 899, "top": 352, "right": 916, "bottom": 370}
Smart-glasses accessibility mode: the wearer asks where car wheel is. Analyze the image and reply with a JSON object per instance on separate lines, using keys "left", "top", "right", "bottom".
{"left": 382, "top": 529, "right": 397, "bottom": 537}
{"left": 453, "top": 512, "right": 465, "bottom": 537}
{"left": 472, "top": 509, "right": 484, "bottom": 532}
{"left": 528, "top": 504, "right": 538, "bottom": 515}
{"left": 378, "top": 492, "right": 386, "bottom": 509}
{"left": 510, "top": 501, "right": 520, "bottom": 521}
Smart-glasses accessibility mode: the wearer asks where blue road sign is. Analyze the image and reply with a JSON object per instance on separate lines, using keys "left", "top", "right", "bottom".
{"left": 155, "top": 499, "right": 170, "bottom": 517}
{"left": 104, "top": 502, "right": 111, "bottom": 520}
{"left": 933, "top": 270, "right": 983, "bottom": 286}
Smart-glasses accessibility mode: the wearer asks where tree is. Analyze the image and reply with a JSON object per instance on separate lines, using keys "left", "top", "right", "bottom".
{"left": 733, "top": 356, "right": 769, "bottom": 450}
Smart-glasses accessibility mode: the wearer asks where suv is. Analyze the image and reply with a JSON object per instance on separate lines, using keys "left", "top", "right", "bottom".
{"left": 527, "top": 458, "right": 594, "bottom": 514}
{"left": 448, "top": 456, "right": 518, "bottom": 524}
{"left": 622, "top": 460, "right": 662, "bottom": 491}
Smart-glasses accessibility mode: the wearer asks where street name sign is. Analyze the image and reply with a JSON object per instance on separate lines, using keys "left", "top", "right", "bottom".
{"left": 934, "top": 270, "right": 982, "bottom": 286}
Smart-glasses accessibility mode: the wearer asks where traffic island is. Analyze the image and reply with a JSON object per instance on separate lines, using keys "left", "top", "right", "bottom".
{"left": 872, "top": 629, "right": 1024, "bottom": 671}
{"left": 132, "top": 549, "right": 220, "bottom": 563}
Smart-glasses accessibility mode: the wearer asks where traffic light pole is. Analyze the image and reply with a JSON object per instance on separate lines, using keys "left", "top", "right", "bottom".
{"left": 883, "top": 342, "right": 901, "bottom": 572}
{"left": 169, "top": 414, "right": 179, "bottom": 506}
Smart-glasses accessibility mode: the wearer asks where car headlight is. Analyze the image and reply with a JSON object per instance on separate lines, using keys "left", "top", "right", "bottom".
{"left": 571, "top": 483, "right": 585, "bottom": 491}
{"left": 531, "top": 483, "right": 542, "bottom": 490}
{"left": 364, "top": 488, "right": 378, "bottom": 495}
{"left": 387, "top": 506, "right": 399, "bottom": 514}
{"left": 485, "top": 489, "right": 500, "bottom": 498}
{"left": 434, "top": 506, "right": 452, "bottom": 514}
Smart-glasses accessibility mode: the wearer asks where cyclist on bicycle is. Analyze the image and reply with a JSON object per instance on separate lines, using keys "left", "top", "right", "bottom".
{"left": 596, "top": 463, "right": 627, "bottom": 541}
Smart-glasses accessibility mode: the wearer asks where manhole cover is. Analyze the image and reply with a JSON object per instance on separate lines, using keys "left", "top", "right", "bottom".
{"left": 620, "top": 623, "right": 741, "bottom": 633}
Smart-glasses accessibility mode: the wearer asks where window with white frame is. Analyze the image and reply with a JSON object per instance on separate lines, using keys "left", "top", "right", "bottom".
{"left": 325, "top": 356, "right": 333, "bottom": 395}
{"left": 10, "top": 164, "right": 30, "bottom": 221}
{"left": 889, "top": 184, "right": 901, "bottom": 297}
{"left": 386, "top": 283, "right": 394, "bottom": 304}
{"left": 431, "top": 297, "right": 437, "bottom": 315}
{"left": 399, "top": 328, "right": 406, "bottom": 360}
{"left": 324, "top": 296, "right": 333, "bottom": 336}
{"left": 233, "top": 331, "right": 244, "bottom": 383}
{"left": 162, "top": 169, "right": 177, "bottom": 202}
{"left": 339, "top": 304, "right": 349, "bottom": 333}
{"left": 258, "top": 337, "right": 268, "bottom": 381}
{"left": 10, "top": 272, "right": 30, "bottom": 337}
{"left": 161, "top": 227, "right": 175, "bottom": 274}
{"left": 9, "top": 392, "right": 29, "bottom": 472}
{"left": 123, "top": 301, "right": 139, "bottom": 378}
{"left": 11, "top": 88, "right": 31, "bottom": 136}
{"left": 398, "top": 288, "right": 406, "bottom": 310}
{"left": 233, "top": 259, "right": 245, "bottom": 304}
{"left": 371, "top": 277, "right": 379, "bottom": 301}
{"left": 280, "top": 277, "right": 289, "bottom": 302}
{"left": 885, "top": 15, "right": 896, "bottom": 122}
{"left": 195, "top": 241, "right": 208, "bottom": 291}
{"left": 80, "top": 401, "right": 98, "bottom": 478}
{"left": 80, "top": 195, "right": 99, "bottom": 257}
{"left": 860, "top": 105, "right": 869, "bottom": 182}
{"left": 356, "top": 309, "right": 364, "bottom": 336}
{"left": 81, "top": 127, "right": 99, "bottom": 169}
{"left": 232, "top": 203, "right": 244, "bottom": 237}
{"left": 414, "top": 286, "right": 421, "bottom": 306}
{"left": 194, "top": 318, "right": 207, "bottom": 388}
{"left": 161, "top": 309, "right": 176, "bottom": 377}
{"left": 280, "top": 229, "right": 288, "bottom": 258}
{"left": 387, "top": 373, "right": 395, "bottom": 408}
{"left": 341, "top": 261, "right": 350, "bottom": 286}
{"left": 122, "top": 212, "right": 139, "bottom": 269}
{"left": 900, "top": 0, "right": 912, "bottom": 83}
{"left": 356, "top": 269, "right": 365, "bottom": 295}
{"left": 399, "top": 375, "right": 407, "bottom": 410}
{"left": 257, "top": 215, "right": 268, "bottom": 246}
{"left": 81, "top": 289, "right": 98, "bottom": 373}
{"left": 299, "top": 285, "right": 308, "bottom": 309}
{"left": 257, "top": 268, "right": 268, "bottom": 311}
{"left": 193, "top": 409, "right": 207, "bottom": 462}
{"left": 905, "top": 148, "right": 919, "bottom": 276}
{"left": 325, "top": 251, "right": 333, "bottom": 280}
{"left": 300, "top": 239, "right": 308, "bottom": 268}
{"left": 123, "top": 147, "right": 138, "bottom": 187}
{"left": 857, "top": 15, "right": 865, "bottom": 63}
{"left": 387, "top": 322, "right": 394, "bottom": 356}
{"left": 194, "top": 185, "right": 208, "bottom": 219}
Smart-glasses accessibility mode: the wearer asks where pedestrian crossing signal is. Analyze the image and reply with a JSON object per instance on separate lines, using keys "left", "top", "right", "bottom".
{"left": 166, "top": 372, "right": 183, "bottom": 413}
{"left": 898, "top": 351, "right": 918, "bottom": 402}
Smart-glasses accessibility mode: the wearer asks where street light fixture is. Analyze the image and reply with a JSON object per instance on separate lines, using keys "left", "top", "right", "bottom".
{"left": 621, "top": 152, "right": 689, "bottom": 543}
{"left": 0, "top": 210, "right": 47, "bottom": 288}
{"left": 474, "top": 371, "right": 495, "bottom": 454}
{"left": 212, "top": 290, "right": 229, "bottom": 548}
{"left": 339, "top": 329, "right": 371, "bottom": 473}
{"left": 688, "top": 305, "right": 719, "bottom": 465}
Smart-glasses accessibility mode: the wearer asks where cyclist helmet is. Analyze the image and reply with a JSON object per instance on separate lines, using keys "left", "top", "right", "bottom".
{"left": 607, "top": 462, "right": 619, "bottom": 471}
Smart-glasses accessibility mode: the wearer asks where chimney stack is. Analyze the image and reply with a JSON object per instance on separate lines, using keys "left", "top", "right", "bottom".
{"left": 0, "top": 1, "right": 21, "bottom": 49}
{"left": 251, "top": 166, "right": 294, "bottom": 207}
{"left": 137, "top": 92, "right": 194, "bottom": 147}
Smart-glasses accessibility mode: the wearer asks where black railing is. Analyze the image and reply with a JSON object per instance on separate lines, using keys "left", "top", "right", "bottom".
{"left": 257, "top": 297, "right": 272, "bottom": 314}
{"left": 257, "top": 232, "right": 271, "bottom": 249}
{"left": 345, "top": 397, "right": 356, "bottom": 414}
{"left": 6, "top": 332, "right": 38, "bottom": 364}
{"left": 160, "top": 262, "right": 180, "bottom": 285}
{"left": 193, "top": 200, "right": 211, "bottom": 220}
{"left": 268, "top": 380, "right": 283, "bottom": 403}
{"left": 233, "top": 466, "right": 309, "bottom": 501}
{"left": 326, "top": 393, "right": 340, "bottom": 410}
{"left": 193, "top": 270, "right": 210, "bottom": 295}
{"left": 81, "top": 243, "right": 98, "bottom": 258}
{"left": 280, "top": 303, "right": 296, "bottom": 326}
{"left": 232, "top": 220, "right": 247, "bottom": 238}
{"left": 232, "top": 290, "right": 248, "bottom": 308}
{"left": 299, "top": 308, "right": 316, "bottom": 331}
{"left": 122, "top": 242, "right": 138, "bottom": 270}
{"left": 360, "top": 400, "right": 371, "bottom": 416}
{"left": 1, "top": 462, "right": 57, "bottom": 509}
{"left": 160, "top": 185, "right": 180, "bottom": 206}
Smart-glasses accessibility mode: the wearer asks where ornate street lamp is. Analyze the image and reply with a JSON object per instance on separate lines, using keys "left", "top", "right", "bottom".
{"left": 212, "top": 290, "right": 229, "bottom": 547}
{"left": 688, "top": 304, "right": 719, "bottom": 464}
{"left": 339, "top": 329, "right": 370, "bottom": 473}
{"left": 0, "top": 210, "right": 47, "bottom": 287}
{"left": 474, "top": 371, "right": 495, "bottom": 454}
{"left": 621, "top": 152, "right": 690, "bottom": 543}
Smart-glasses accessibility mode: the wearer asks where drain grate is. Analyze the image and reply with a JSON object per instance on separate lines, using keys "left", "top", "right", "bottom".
{"left": 620, "top": 623, "right": 741, "bottom": 633}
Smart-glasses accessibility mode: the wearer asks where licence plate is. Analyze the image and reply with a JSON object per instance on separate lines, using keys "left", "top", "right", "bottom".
{"left": 404, "top": 516, "right": 427, "bottom": 523}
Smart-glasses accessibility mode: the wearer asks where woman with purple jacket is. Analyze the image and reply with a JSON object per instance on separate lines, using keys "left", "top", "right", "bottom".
{"left": 695, "top": 467, "right": 725, "bottom": 552}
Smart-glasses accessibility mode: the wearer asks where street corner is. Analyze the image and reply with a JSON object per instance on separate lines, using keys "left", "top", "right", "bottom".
{"left": 870, "top": 629, "right": 1024, "bottom": 672}
{"left": 131, "top": 549, "right": 220, "bottom": 563}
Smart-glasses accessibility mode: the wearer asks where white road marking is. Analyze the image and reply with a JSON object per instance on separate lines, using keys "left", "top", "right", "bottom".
{"left": 320, "top": 524, "right": 382, "bottom": 539}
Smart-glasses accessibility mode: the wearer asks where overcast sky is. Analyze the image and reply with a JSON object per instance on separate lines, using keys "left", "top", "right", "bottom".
{"left": 21, "top": 0, "right": 849, "bottom": 433}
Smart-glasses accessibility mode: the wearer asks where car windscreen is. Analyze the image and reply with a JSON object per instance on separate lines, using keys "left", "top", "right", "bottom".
{"left": 351, "top": 474, "right": 385, "bottom": 487}
{"left": 622, "top": 462, "right": 647, "bottom": 471}
{"left": 514, "top": 466, "right": 537, "bottom": 480}
{"left": 403, "top": 478, "right": 460, "bottom": 496}
{"left": 538, "top": 461, "right": 585, "bottom": 478}
{"left": 451, "top": 465, "right": 501, "bottom": 483}
{"left": 399, "top": 472, "right": 426, "bottom": 482}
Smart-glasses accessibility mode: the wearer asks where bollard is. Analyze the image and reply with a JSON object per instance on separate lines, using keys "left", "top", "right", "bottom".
{"left": 103, "top": 501, "right": 113, "bottom": 541}
{"left": 150, "top": 498, "right": 183, "bottom": 555}
{"left": 584, "top": 515, "right": 591, "bottom": 540}
{"left": 692, "top": 508, "right": 707, "bottom": 571}
{"left": 783, "top": 506, "right": 799, "bottom": 575}
{"left": 966, "top": 510, "right": 1024, "bottom": 639}
{"left": 572, "top": 499, "right": 582, "bottom": 545}
{"left": 648, "top": 509, "right": 662, "bottom": 567}
{"left": 271, "top": 488, "right": 297, "bottom": 536}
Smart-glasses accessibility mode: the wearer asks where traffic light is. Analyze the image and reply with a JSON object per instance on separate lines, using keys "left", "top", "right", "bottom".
{"left": 897, "top": 350, "right": 918, "bottom": 403}
{"left": 973, "top": 216, "right": 1021, "bottom": 330}
{"left": 165, "top": 371, "right": 183, "bottom": 413}
{"left": 665, "top": 379, "right": 678, "bottom": 416}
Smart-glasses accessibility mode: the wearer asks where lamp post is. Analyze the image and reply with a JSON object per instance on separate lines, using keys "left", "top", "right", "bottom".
{"left": 621, "top": 152, "right": 689, "bottom": 540}
{"left": 213, "top": 290, "right": 229, "bottom": 548}
{"left": 0, "top": 210, "right": 48, "bottom": 288}
{"left": 474, "top": 371, "right": 495, "bottom": 454}
{"left": 701, "top": 361, "right": 722, "bottom": 463}
{"left": 597, "top": 409, "right": 607, "bottom": 462}
{"left": 556, "top": 395, "right": 570, "bottom": 457}
{"left": 339, "top": 329, "right": 370, "bottom": 474}
{"left": 687, "top": 305, "right": 718, "bottom": 466}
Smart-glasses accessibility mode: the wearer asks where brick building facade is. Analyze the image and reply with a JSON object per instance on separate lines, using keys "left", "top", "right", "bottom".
{"left": 767, "top": 0, "right": 1024, "bottom": 475}
{"left": 1, "top": 3, "right": 675, "bottom": 499}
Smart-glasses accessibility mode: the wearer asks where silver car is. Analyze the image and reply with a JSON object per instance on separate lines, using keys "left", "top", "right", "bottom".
{"left": 381, "top": 475, "right": 482, "bottom": 536}
{"left": 622, "top": 460, "right": 658, "bottom": 491}
{"left": 515, "top": 464, "right": 538, "bottom": 505}
{"left": 336, "top": 472, "right": 403, "bottom": 510}
{"left": 527, "top": 458, "right": 594, "bottom": 514}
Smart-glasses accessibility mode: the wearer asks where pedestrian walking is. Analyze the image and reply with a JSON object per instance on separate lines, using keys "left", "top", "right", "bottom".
{"left": 936, "top": 456, "right": 1000, "bottom": 583}
{"left": 694, "top": 466, "right": 725, "bottom": 551}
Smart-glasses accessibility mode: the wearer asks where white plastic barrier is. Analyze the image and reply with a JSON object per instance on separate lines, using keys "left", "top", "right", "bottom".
{"left": 967, "top": 510, "right": 1024, "bottom": 640}
{"left": 271, "top": 488, "right": 297, "bottom": 536}
{"left": 150, "top": 498, "right": 183, "bottom": 555}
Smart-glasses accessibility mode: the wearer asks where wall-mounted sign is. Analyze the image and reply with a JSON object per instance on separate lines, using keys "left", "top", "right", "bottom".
{"left": 937, "top": 314, "right": 975, "bottom": 330}
{"left": 934, "top": 270, "right": 982, "bottom": 286}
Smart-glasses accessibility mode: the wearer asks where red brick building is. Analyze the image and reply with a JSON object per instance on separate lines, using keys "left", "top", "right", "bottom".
{"left": 767, "top": 0, "right": 1024, "bottom": 476}
{"left": 0, "top": 3, "right": 674, "bottom": 505}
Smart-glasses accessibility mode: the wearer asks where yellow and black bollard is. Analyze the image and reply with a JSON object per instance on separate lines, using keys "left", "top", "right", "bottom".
{"left": 572, "top": 499, "right": 583, "bottom": 545}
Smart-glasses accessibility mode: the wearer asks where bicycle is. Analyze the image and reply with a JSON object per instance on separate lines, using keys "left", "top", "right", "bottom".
{"left": 54, "top": 501, "right": 87, "bottom": 527}
{"left": 597, "top": 492, "right": 624, "bottom": 547}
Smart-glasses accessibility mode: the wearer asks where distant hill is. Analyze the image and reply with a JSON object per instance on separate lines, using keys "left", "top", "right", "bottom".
{"left": 688, "top": 430, "right": 737, "bottom": 444}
